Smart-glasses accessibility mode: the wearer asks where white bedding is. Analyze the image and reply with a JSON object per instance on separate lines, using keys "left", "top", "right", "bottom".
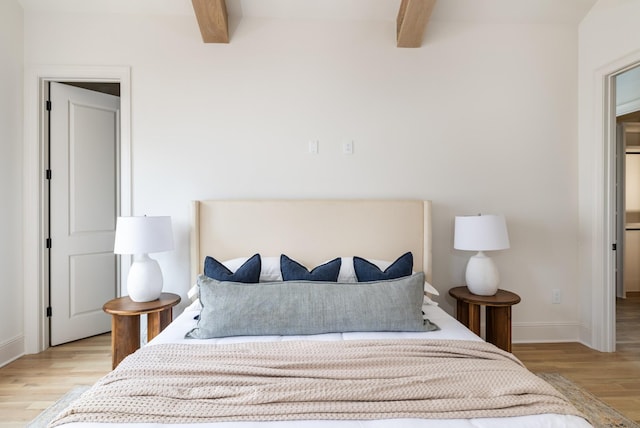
{"left": 58, "top": 304, "right": 591, "bottom": 428}
{"left": 150, "top": 303, "right": 478, "bottom": 346}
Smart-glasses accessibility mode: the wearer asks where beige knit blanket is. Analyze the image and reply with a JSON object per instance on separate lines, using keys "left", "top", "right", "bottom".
{"left": 49, "top": 339, "right": 584, "bottom": 426}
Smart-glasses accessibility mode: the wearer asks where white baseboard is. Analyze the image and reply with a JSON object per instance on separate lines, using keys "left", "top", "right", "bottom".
{"left": 0, "top": 335, "right": 25, "bottom": 368}
{"left": 513, "top": 321, "right": 581, "bottom": 344}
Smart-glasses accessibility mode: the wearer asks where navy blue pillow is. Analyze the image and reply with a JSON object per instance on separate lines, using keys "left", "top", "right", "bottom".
{"left": 280, "top": 254, "right": 341, "bottom": 282}
{"left": 204, "top": 253, "right": 261, "bottom": 283}
{"left": 354, "top": 252, "right": 413, "bottom": 282}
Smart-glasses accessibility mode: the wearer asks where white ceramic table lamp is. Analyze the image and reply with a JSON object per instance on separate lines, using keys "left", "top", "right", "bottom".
{"left": 114, "top": 216, "right": 174, "bottom": 302}
{"left": 454, "top": 214, "right": 510, "bottom": 296}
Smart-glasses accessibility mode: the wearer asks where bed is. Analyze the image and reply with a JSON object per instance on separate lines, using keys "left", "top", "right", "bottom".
{"left": 50, "top": 199, "right": 591, "bottom": 428}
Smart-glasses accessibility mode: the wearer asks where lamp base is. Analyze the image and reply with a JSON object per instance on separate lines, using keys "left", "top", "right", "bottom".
{"left": 465, "top": 251, "right": 499, "bottom": 296}
{"left": 127, "top": 254, "right": 163, "bottom": 302}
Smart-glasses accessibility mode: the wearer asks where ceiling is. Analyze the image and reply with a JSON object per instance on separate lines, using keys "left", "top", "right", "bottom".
{"left": 19, "top": 0, "right": 598, "bottom": 25}
{"left": 17, "top": 0, "right": 598, "bottom": 48}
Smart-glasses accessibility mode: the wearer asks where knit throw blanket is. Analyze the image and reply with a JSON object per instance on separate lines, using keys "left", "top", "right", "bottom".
{"left": 49, "top": 339, "right": 584, "bottom": 426}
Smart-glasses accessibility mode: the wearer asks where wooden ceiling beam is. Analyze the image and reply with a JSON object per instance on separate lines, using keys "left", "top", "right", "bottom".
{"left": 192, "top": 0, "right": 229, "bottom": 44}
{"left": 396, "top": 0, "right": 436, "bottom": 48}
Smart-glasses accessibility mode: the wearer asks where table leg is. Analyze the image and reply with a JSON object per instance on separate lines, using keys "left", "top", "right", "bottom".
{"left": 111, "top": 314, "right": 140, "bottom": 369}
{"left": 467, "top": 303, "right": 481, "bottom": 336}
{"left": 456, "top": 300, "right": 469, "bottom": 327}
{"left": 486, "top": 306, "right": 512, "bottom": 352}
{"left": 456, "top": 300, "right": 481, "bottom": 336}
{"left": 147, "top": 308, "right": 173, "bottom": 342}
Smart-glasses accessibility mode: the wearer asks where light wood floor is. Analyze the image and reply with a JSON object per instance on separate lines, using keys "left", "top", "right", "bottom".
{"left": 513, "top": 294, "right": 640, "bottom": 424}
{"left": 0, "top": 333, "right": 111, "bottom": 427}
{"left": 1, "top": 296, "right": 639, "bottom": 426}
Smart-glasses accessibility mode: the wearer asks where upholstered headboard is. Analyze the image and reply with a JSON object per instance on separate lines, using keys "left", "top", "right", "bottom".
{"left": 190, "top": 200, "right": 432, "bottom": 284}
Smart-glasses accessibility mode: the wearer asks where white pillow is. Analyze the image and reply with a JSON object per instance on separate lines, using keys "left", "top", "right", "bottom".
{"left": 423, "top": 281, "right": 440, "bottom": 296}
{"left": 185, "top": 295, "right": 202, "bottom": 312}
{"left": 337, "top": 256, "right": 357, "bottom": 282}
{"left": 187, "top": 283, "right": 199, "bottom": 302}
{"left": 260, "top": 256, "right": 283, "bottom": 281}
{"left": 335, "top": 257, "right": 440, "bottom": 296}
{"left": 423, "top": 295, "right": 438, "bottom": 306}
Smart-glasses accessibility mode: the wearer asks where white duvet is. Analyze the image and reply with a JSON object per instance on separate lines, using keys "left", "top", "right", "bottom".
{"left": 58, "top": 305, "right": 592, "bottom": 428}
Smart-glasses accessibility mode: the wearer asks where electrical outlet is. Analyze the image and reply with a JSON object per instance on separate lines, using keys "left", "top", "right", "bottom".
{"left": 552, "top": 289, "right": 561, "bottom": 304}
{"left": 343, "top": 140, "right": 354, "bottom": 155}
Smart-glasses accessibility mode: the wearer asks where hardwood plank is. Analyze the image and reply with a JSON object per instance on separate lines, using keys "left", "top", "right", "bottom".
{"left": 0, "top": 333, "right": 111, "bottom": 425}
{"left": 513, "top": 294, "right": 640, "bottom": 424}
{"left": 192, "top": 0, "right": 229, "bottom": 44}
{"left": 397, "top": 0, "right": 437, "bottom": 48}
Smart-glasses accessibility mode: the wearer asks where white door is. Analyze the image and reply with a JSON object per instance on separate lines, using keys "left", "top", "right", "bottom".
{"left": 49, "top": 82, "right": 120, "bottom": 346}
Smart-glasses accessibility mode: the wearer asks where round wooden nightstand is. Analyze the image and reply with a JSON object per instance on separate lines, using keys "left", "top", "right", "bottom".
{"left": 448, "top": 286, "right": 520, "bottom": 352}
{"left": 103, "top": 293, "right": 181, "bottom": 369}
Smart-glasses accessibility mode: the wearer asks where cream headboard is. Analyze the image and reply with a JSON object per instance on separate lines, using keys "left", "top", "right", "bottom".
{"left": 190, "top": 199, "right": 432, "bottom": 284}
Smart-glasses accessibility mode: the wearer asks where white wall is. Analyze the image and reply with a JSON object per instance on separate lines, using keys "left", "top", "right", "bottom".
{"left": 0, "top": 0, "right": 24, "bottom": 366}
{"left": 22, "top": 4, "right": 584, "bottom": 346}
{"left": 578, "top": 0, "right": 640, "bottom": 351}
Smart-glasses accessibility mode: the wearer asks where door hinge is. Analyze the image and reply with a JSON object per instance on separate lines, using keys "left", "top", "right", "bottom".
{"left": 45, "top": 169, "right": 52, "bottom": 180}
{"left": 45, "top": 100, "right": 52, "bottom": 111}
{"left": 46, "top": 307, "right": 52, "bottom": 317}
{"left": 46, "top": 238, "right": 52, "bottom": 249}
{"left": 612, "top": 243, "right": 617, "bottom": 251}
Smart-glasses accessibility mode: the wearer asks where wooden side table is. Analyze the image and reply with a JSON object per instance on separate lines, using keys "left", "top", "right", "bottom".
{"left": 103, "top": 292, "right": 180, "bottom": 369}
{"left": 448, "top": 286, "right": 520, "bottom": 352}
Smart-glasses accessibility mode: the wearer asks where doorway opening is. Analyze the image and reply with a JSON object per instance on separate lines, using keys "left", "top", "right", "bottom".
{"left": 43, "top": 81, "right": 121, "bottom": 346}
{"left": 615, "top": 65, "right": 640, "bottom": 348}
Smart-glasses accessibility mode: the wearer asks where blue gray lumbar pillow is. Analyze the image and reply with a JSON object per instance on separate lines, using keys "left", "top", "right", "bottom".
{"left": 354, "top": 251, "right": 413, "bottom": 282}
{"left": 280, "top": 254, "right": 341, "bottom": 281}
{"left": 186, "top": 272, "right": 430, "bottom": 338}
{"left": 203, "top": 253, "right": 261, "bottom": 283}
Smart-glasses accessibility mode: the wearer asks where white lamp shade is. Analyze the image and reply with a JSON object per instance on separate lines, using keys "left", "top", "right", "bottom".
{"left": 454, "top": 214, "right": 510, "bottom": 251}
{"left": 114, "top": 216, "right": 174, "bottom": 255}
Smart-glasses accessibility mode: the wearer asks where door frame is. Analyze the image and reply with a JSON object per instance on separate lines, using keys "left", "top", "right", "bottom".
{"left": 594, "top": 57, "right": 640, "bottom": 352}
{"left": 23, "top": 66, "right": 131, "bottom": 354}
